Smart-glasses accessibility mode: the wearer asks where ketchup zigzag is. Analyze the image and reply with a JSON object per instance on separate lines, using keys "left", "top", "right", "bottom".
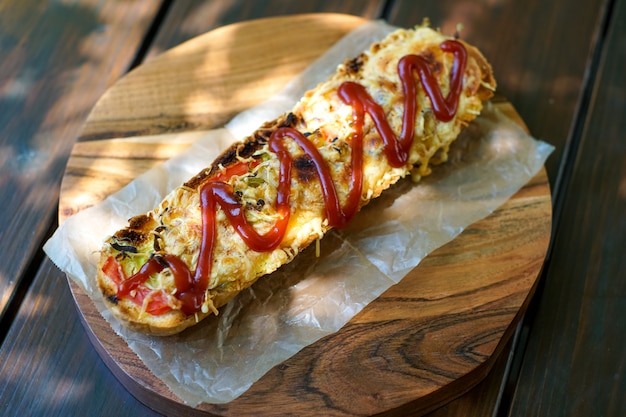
{"left": 110, "top": 40, "right": 468, "bottom": 316}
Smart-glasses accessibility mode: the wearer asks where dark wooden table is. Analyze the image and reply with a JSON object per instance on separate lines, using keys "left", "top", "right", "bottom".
{"left": 1, "top": 1, "right": 623, "bottom": 416}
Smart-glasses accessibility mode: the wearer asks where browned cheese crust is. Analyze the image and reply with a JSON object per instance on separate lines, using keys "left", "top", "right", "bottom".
{"left": 97, "top": 24, "right": 496, "bottom": 335}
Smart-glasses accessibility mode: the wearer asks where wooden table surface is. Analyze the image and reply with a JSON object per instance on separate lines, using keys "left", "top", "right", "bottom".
{"left": 0, "top": 1, "right": 623, "bottom": 416}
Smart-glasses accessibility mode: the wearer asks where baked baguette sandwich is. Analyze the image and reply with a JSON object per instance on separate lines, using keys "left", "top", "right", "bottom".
{"left": 97, "top": 24, "right": 496, "bottom": 335}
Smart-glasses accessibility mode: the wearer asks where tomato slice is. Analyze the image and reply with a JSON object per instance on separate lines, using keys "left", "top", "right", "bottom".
{"left": 101, "top": 256, "right": 172, "bottom": 315}
{"left": 144, "top": 290, "right": 173, "bottom": 315}
{"left": 102, "top": 256, "right": 123, "bottom": 285}
{"left": 209, "top": 159, "right": 260, "bottom": 183}
{"left": 126, "top": 286, "right": 173, "bottom": 315}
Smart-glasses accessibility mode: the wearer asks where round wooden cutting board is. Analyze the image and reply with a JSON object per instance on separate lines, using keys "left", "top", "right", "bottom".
{"left": 59, "top": 14, "right": 552, "bottom": 417}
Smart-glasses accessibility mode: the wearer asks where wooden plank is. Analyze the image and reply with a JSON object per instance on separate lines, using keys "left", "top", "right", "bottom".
{"left": 509, "top": 0, "right": 626, "bottom": 415}
{"left": 0, "top": 0, "right": 162, "bottom": 321}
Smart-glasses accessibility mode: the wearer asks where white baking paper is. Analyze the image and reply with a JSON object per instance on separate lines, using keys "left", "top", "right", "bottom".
{"left": 44, "top": 20, "right": 554, "bottom": 406}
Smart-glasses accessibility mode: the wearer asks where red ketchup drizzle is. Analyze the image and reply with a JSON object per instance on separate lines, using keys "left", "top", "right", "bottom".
{"left": 113, "top": 40, "right": 467, "bottom": 315}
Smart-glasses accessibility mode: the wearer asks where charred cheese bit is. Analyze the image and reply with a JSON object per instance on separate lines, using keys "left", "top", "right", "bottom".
{"left": 97, "top": 24, "right": 496, "bottom": 335}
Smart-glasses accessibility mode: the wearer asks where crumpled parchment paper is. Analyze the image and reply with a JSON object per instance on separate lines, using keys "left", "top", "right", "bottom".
{"left": 44, "top": 20, "right": 554, "bottom": 406}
